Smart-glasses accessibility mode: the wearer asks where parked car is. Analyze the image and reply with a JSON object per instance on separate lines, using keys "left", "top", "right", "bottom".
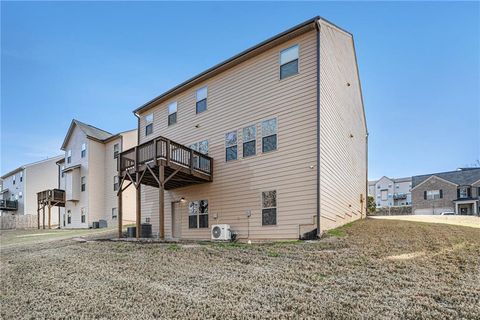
{"left": 440, "top": 211, "right": 455, "bottom": 216}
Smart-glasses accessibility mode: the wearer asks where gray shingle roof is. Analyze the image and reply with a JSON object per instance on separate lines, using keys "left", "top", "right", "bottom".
{"left": 412, "top": 168, "right": 480, "bottom": 188}
{"left": 73, "top": 120, "right": 113, "bottom": 141}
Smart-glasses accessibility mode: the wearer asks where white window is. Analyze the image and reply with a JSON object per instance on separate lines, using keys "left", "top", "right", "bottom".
{"left": 262, "top": 118, "right": 277, "bottom": 153}
{"left": 396, "top": 185, "right": 399, "bottom": 189}
{"left": 381, "top": 190, "right": 388, "bottom": 201}
{"left": 262, "top": 190, "right": 277, "bottom": 226}
{"left": 243, "top": 125, "right": 256, "bottom": 157}
{"left": 67, "top": 210, "right": 72, "bottom": 224}
{"left": 458, "top": 187, "right": 470, "bottom": 199}
{"left": 18, "top": 192, "right": 23, "bottom": 198}
{"left": 225, "top": 131, "right": 237, "bottom": 162}
{"left": 280, "top": 45, "right": 299, "bottom": 79}
{"left": 426, "top": 190, "right": 441, "bottom": 200}
{"left": 61, "top": 165, "right": 65, "bottom": 178}
{"left": 145, "top": 113, "right": 153, "bottom": 136}
{"left": 196, "top": 87, "right": 208, "bottom": 114}
{"left": 81, "top": 176, "right": 86, "bottom": 192}
{"left": 81, "top": 208, "right": 86, "bottom": 223}
{"left": 190, "top": 140, "right": 208, "bottom": 170}
{"left": 113, "top": 143, "right": 120, "bottom": 158}
{"left": 81, "top": 143, "right": 86, "bottom": 158}
{"left": 188, "top": 200, "right": 208, "bottom": 228}
{"left": 13, "top": 175, "right": 16, "bottom": 185}
{"left": 112, "top": 208, "right": 118, "bottom": 219}
{"left": 114, "top": 176, "right": 119, "bottom": 191}
{"left": 20, "top": 172, "right": 23, "bottom": 182}
{"left": 67, "top": 150, "right": 72, "bottom": 164}
{"left": 168, "top": 102, "right": 177, "bottom": 126}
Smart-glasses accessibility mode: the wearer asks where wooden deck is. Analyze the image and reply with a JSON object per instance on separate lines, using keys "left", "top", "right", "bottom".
{"left": 117, "top": 136, "right": 213, "bottom": 239}
{"left": 37, "top": 189, "right": 66, "bottom": 229}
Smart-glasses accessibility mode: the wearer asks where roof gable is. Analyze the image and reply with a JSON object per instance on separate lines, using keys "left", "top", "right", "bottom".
{"left": 61, "top": 120, "right": 113, "bottom": 150}
{"left": 412, "top": 168, "right": 480, "bottom": 188}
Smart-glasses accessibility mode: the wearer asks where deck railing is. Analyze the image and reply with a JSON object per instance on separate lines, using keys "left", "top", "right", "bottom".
{"left": 119, "top": 136, "right": 213, "bottom": 175}
{"left": 0, "top": 200, "right": 18, "bottom": 210}
{"left": 37, "top": 189, "right": 66, "bottom": 203}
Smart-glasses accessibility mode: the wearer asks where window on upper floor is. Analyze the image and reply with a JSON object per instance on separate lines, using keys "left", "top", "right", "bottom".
{"left": 112, "top": 207, "right": 118, "bottom": 219}
{"left": 61, "top": 166, "right": 65, "bottom": 178}
{"left": 262, "top": 118, "right": 277, "bottom": 153}
{"left": 196, "top": 87, "right": 208, "bottom": 114}
{"left": 243, "top": 125, "right": 256, "bottom": 157}
{"left": 168, "top": 102, "right": 177, "bottom": 126}
{"left": 458, "top": 187, "right": 471, "bottom": 199}
{"left": 67, "top": 150, "right": 72, "bottom": 164}
{"left": 225, "top": 131, "right": 237, "bottom": 162}
{"left": 262, "top": 190, "right": 277, "bottom": 226}
{"left": 190, "top": 140, "right": 208, "bottom": 170}
{"left": 377, "top": 185, "right": 380, "bottom": 189}
{"left": 113, "top": 143, "right": 120, "bottom": 158}
{"left": 81, "top": 143, "right": 86, "bottom": 158}
{"left": 81, "top": 176, "right": 86, "bottom": 192}
{"left": 280, "top": 45, "right": 299, "bottom": 79}
{"left": 396, "top": 185, "right": 399, "bottom": 189}
{"left": 113, "top": 176, "right": 119, "bottom": 191}
{"left": 425, "top": 189, "right": 442, "bottom": 200}
{"left": 381, "top": 190, "right": 388, "bottom": 201}
{"left": 20, "top": 172, "right": 23, "bottom": 182}
{"left": 19, "top": 192, "right": 23, "bottom": 198}
{"left": 188, "top": 200, "right": 208, "bottom": 229}
{"left": 145, "top": 113, "right": 153, "bottom": 136}
{"left": 13, "top": 175, "right": 16, "bottom": 185}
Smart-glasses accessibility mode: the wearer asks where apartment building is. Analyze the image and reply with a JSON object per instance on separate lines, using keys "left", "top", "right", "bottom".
{"left": 368, "top": 176, "right": 412, "bottom": 208}
{"left": 1, "top": 156, "right": 63, "bottom": 224}
{"left": 117, "top": 17, "right": 368, "bottom": 240}
{"left": 60, "top": 119, "right": 137, "bottom": 228}
{"left": 411, "top": 168, "right": 480, "bottom": 215}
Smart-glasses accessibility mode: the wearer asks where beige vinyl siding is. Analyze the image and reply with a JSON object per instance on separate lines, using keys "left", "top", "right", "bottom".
{"left": 88, "top": 139, "right": 106, "bottom": 225}
{"left": 138, "top": 30, "right": 318, "bottom": 240}
{"left": 103, "top": 131, "right": 137, "bottom": 227}
{"left": 64, "top": 126, "right": 89, "bottom": 228}
{"left": 318, "top": 21, "right": 367, "bottom": 231}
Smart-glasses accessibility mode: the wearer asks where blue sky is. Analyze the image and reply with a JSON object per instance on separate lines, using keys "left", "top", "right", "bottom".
{"left": 1, "top": 1, "right": 479, "bottom": 179}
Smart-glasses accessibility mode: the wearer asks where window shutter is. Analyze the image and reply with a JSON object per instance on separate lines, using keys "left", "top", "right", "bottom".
{"left": 457, "top": 189, "right": 460, "bottom": 198}
{"left": 424, "top": 191, "right": 427, "bottom": 200}
{"left": 439, "top": 189, "right": 443, "bottom": 199}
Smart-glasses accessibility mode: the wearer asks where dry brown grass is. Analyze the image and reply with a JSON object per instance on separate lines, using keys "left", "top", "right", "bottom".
{"left": 1, "top": 219, "right": 479, "bottom": 319}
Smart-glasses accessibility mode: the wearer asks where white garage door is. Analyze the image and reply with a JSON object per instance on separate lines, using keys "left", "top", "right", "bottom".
{"left": 414, "top": 208, "right": 453, "bottom": 215}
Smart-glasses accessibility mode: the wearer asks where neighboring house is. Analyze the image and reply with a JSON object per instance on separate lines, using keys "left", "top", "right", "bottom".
{"left": 0, "top": 156, "right": 63, "bottom": 224}
{"left": 60, "top": 119, "right": 137, "bottom": 228}
{"left": 368, "top": 176, "right": 412, "bottom": 208}
{"left": 411, "top": 168, "right": 480, "bottom": 215}
{"left": 117, "top": 16, "right": 368, "bottom": 240}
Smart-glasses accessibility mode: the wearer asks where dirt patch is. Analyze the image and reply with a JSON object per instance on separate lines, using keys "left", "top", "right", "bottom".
{"left": 1, "top": 219, "right": 479, "bottom": 319}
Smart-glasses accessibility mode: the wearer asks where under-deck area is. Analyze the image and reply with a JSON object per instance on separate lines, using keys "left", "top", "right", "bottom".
{"left": 117, "top": 135, "right": 213, "bottom": 238}
{"left": 37, "top": 189, "right": 65, "bottom": 229}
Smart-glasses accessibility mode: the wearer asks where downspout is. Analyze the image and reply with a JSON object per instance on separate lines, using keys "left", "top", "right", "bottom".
{"left": 316, "top": 21, "right": 321, "bottom": 237}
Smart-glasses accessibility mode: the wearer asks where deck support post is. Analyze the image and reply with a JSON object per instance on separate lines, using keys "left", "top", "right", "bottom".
{"left": 136, "top": 176, "right": 141, "bottom": 239}
{"left": 37, "top": 207, "right": 40, "bottom": 230}
{"left": 159, "top": 165, "right": 165, "bottom": 239}
{"left": 42, "top": 206, "right": 45, "bottom": 230}
{"left": 118, "top": 188, "right": 123, "bottom": 238}
{"left": 48, "top": 199, "right": 51, "bottom": 229}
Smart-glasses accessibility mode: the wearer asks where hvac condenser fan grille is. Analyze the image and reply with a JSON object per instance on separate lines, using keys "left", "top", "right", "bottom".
{"left": 212, "top": 226, "right": 222, "bottom": 239}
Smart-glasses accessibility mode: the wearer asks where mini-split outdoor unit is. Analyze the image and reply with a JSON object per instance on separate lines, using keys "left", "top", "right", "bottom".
{"left": 211, "top": 224, "right": 231, "bottom": 241}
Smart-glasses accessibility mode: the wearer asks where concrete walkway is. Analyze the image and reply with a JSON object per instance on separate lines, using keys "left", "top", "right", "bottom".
{"left": 369, "top": 215, "right": 480, "bottom": 228}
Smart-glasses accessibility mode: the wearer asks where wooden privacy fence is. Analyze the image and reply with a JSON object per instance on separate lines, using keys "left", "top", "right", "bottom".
{"left": 0, "top": 214, "right": 39, "bottom": 230}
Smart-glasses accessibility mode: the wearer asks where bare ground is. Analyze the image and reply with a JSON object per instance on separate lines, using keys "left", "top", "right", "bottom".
{"left": 1, "top": 219, "right": 479, "bottom": 319}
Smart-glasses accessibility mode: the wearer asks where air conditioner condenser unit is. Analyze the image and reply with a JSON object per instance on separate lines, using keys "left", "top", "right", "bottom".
{"left": 211, "top": 224, "right": 231, "bottom": 241}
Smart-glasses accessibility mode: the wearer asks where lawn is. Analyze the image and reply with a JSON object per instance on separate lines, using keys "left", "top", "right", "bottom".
{"left": 1, "top": 219, "right": 479, "bottom": 319}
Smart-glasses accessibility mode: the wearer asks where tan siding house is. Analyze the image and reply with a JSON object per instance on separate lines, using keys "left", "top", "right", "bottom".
{"left": 119, "top": 17, "right": 367, "bottom": 240}
{"left": 60, "top": 120, "right": 137, "bottom": 228}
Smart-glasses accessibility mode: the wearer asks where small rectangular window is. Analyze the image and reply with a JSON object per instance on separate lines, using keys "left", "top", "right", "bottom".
{"left": 196, "top": 87, "right": 208, "bottom": 114}
{"left": 13, "top": 175, "right": 16, "bottom": 185}
{"left": 188, "top": 200, "right": 209, "bottom": 229}
{"left": 67, "top": 150, "right": 72, "bottom": 164}
{"left": 20, "top": 172, "right": 23, "bottom": 182}
{"left": 61, "top": 165, "right": 65, "bottom": 178}
{"left": 280, "top": 45, "right": 299, "bottom": 79}
{"left": 225, "top": 131, "right": 237, "bottom": 162}
{"left": 81, "top": 143, "right": 86, "bottom": 158}
{"left": 262, "top": 118, "right": 277, "bottom": 153}
{"left": 243, "top": 125, "right": 256, "bottom": 157}
{"left": 67, "top": 210, "right": 71, "bottom": 224}
{"left": 81, "top": 208, "right": 86, "bottom": 223}
{"left": 112, "top": 207, "right": 118, "bottom": 219}
{"left": 113, "top": 143, "right": 120, "bottom": 158}
{"left": 81, "top": 176, "right": 86, "bottom": 192}
{"left": 113, "top": 176, "right": 119, "bottom": 191}
{"left": 145, "top": 113, "right": 153, "bottom": 136}
{"left": 262, "top": 190, "right": 277, "bottom": 226}
{"left": 426, "top": 190, "right": 440, "bottom": 200}
{"left": 19, "top": 191, "right": 23, "bottom": 198}
{"left": 168, "top": 102, "right": 177, "bottom": 126}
